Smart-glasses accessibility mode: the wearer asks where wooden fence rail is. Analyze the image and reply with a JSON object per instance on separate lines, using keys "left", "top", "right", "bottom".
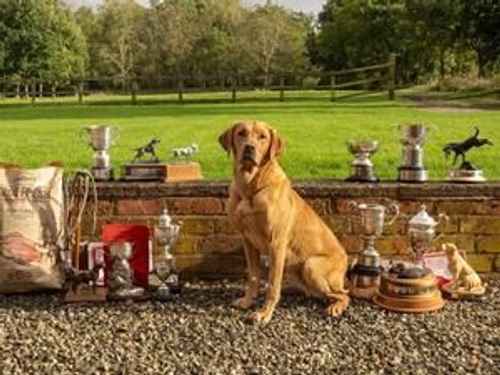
{"left": 0, "top": 54, "right": 397, "bottom": 105}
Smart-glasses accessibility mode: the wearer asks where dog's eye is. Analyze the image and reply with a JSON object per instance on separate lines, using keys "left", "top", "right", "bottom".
{"left": 237, "top": 130, "right": 246, "bottom": 137}
{"left": 259, "top": 134, "right": 267, "bottom": 140}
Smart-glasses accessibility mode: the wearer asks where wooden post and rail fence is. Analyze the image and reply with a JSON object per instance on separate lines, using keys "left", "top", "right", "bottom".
{"left": 0, "top": 54, "right": 397, "bottom": 105}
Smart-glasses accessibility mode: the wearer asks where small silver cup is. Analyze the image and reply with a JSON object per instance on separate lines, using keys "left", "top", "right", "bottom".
{"left": 398, "top": 124, "right": 429, "bottom": 182}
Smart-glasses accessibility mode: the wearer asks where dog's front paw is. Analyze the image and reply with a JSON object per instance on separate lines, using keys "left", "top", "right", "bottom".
{"left": 232, "top": 297, "right": 254, "bottom": 310}
{"left": 248, "top": 309, "right": 272, "bottom": 324}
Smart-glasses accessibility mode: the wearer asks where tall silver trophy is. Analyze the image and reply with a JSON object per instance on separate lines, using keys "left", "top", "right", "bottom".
{"left": 345, "top": 140, "right": 379, "bottom": 182}
{"left": 151, "top": 209, "right": 182, "bottom": 300}
{"left": 348, "top": 201, "right": 400, "bottom": 299}
{"left": 398, "top": 124, "right": 429, "bottom": 182}
{"left": 82, "top": 125, "right": 119, "bottom": 181}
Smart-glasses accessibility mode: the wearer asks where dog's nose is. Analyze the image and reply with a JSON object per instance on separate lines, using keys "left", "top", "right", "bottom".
{"left": 243, "top": 144, "right": 255, "bottom": 154}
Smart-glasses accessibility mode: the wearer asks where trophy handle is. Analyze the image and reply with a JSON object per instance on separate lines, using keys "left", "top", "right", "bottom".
{"left": 111, "top": 126, "right": 120, "bottom": 145}
{"left": 434, "top": 213, "right": 450, "bottom": 242}
{"left": 384, "top": 203, "right": 400, "bottom": 226}
{"left": 79, "top": 126, "right": 91, "bottom": 145}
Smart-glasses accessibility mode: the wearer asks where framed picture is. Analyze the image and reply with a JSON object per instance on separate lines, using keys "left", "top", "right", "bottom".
{"left": 87, "top": 242, "right": 106, "bottom": 286}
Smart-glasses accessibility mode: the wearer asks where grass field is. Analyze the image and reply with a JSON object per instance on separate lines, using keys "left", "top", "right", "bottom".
{"left": 0, "top": 90, "right": 499, "bottom": 180}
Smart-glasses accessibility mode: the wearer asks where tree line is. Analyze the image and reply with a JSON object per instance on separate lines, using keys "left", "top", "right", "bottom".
{"left": 0, "top": 0, "right": 499, "bottom": 93}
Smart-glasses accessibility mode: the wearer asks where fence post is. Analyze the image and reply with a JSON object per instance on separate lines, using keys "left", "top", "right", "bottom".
{"left": 51, "top": 84, "right": 56, "bottom": 98}
{"left": 16, "top": 83, "right": 20, "bottom": 99}
{"left": 231, "top": 77, "right": 237, "bottom": 103}
{"left": 78, "top": 81, "right": 84, "bottom": 104}
{"left": 178, "top": 78, "right": 184, "bottom": 103}
{"left": 330, "top": 75, "right": 336, "bottom": 102}
{"left": 388, "top": 53, "right": 396, "bottom": 100}
{"left": 279, "top": 76, "right": 285, "bottom": 102}
{"left": 131, "top": 80, "right": 138, "bottom": 105}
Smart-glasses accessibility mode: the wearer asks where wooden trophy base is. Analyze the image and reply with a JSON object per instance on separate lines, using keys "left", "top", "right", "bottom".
{"left": 64, "top": 286, "right": 108, "bottom": 303}
{"left": 123, "top": 162, "right": 203, "bottom": 182}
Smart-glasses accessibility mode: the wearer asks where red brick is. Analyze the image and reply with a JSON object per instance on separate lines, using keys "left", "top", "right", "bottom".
{"left": 199, "top": 235, "right": 243, "bottom": 254}
{"left": 338, "top": 235, "right": 363, "bottom": 254}
{"left": 460, "top": 216, "right": 500, "bottom": 234}
{"left": 172, "top": 236, "right": 200, "bottom": 255}
{"left": 465, "top": 254, "right": 494, "bottom": 273}
{"left": 180, "top": 217, "right": 215, "bottom": 235}
{"left": 214, "top": 217, "right": 238, "bottom": 234}
{"left": 117, "top": 199, "right": 161, "bottom": 215}
{"left": 305, "top": 198, "right": 331, "bottom": 216}
{"left": 175, "top": 254, "right": 245, "bottom": 277}
{"left": 324, "top": 216, "right": 351, "bottom": 234}
{"left": 165, "top": 198, "right": 224, "bottom": 215}
{"left": 476, "top": 236, "right": 500, "bottom": 254}
{"left": 435, "top": 235, "right": 475, "bottom": 253}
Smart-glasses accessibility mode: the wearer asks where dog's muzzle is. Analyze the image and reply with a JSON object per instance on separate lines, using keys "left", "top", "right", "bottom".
{"left": 242, "top": 145, "right": 257, "bottom": 163}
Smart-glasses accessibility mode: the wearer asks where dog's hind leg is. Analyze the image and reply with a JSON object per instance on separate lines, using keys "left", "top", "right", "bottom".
{"left": 302, "top": 256, "right": 350, "bottom": 317}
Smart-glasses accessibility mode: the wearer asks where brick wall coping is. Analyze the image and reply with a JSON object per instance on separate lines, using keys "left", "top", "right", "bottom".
{"left": 95, "top": 180, "right": 500, "bottom": 200}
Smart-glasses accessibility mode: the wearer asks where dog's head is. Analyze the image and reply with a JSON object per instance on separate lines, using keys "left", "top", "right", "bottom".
{"left": 442, "top": 243, "right": 458, "bottom": 258}
{"left": 218, "top": 121, "right": 285, "bottom": 172}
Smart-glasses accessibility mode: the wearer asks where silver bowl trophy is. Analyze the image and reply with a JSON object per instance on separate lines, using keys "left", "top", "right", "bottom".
{"left": 82, "top": 125, "right": 119, "bottom": 181}
{"left": 348, "top": 201, "right": 400, "bottom": 299}
{"left": 346, "top": 140, "right": 379, "bottom": 182}
{"left": 444, "top": 127, "right": 493, "bottom": 183}
{"left": 107, "top": 242, "right": 146, "bottom": 301}
{"left": 149, "top": 209, "right": 182, "bottom": 301}
{"left": 398, "top": 124, "right": 429, "bottom": 182}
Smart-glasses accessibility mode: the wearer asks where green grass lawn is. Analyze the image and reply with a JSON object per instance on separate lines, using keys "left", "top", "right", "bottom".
{"left": 0, "top": 90, "right": 499, "bottom": 180}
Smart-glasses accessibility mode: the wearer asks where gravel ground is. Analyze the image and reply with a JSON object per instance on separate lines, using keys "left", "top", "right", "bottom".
{"left": 0, "top": 279, "right": 499, "bottom": 375}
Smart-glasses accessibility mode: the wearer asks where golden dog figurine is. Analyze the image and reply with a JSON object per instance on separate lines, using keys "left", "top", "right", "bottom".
{"left": 219, "top": 120, "right": 349, "bottom": 324}
{"left": 442, "top": 243, "right": 484, "bottom": 294}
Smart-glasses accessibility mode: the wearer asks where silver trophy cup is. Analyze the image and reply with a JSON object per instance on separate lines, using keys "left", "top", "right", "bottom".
{"left": 82, "top": 125, "right": 118, "bottom": 180}
{"left": 152, "top": 209, "right": 182, "bottom": 300}
{"left": 398, "top": 124, "right": 429, "bottom": 182}
{"left": 348, "top": 201, "right": 400, "bottom": 298}
{"left": 345, "top": 140, "right": 379, "bottom": 182}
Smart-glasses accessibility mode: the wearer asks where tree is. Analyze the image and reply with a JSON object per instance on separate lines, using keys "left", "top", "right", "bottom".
{"left": 0, "top": 0, "right": 87, "bottom": 83}
{"left": 460, "top": 0, "right": 500, "bottom": 77}
{"left": 93, "top": 0, "right": 145, "bottom": 81}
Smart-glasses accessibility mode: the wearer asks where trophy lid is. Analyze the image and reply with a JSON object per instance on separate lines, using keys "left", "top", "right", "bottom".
{"left": 409, "top": 205, "right": 438, "bottom": 228}
{"left": 159, "top": 208, "right": 172, "bottom": 227}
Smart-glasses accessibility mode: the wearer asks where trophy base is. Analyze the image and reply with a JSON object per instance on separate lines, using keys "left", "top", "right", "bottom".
{"left": 373, "top": 272, "right": 445, "bottom": 313}
{"left": 398, "top": 168, "right": 428, "bottom": 182}
{"left": 123, "top": 162, "right": 203, "bottom": 182}
{"left": 346, "top": 165, "right": 378, "bottom": 183}
{"left": 92, "top": 167, "right": 114, "bottom": 181}
{"left": 448, "top": 169, "right": 485, "bottom": 183}
{"left": 64, "top": 286, "right": 108, "bottom": 303}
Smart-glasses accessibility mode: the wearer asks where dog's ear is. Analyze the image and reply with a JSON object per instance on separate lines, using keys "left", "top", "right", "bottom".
{"left": 269, "top": 128, "right": 285, "bottom": 159}
{"left": 218, "top": 125, "right": 236, "bottom": 155}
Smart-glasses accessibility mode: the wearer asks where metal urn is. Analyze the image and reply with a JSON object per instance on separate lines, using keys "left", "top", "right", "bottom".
{"left": 107, "top": 242, "right": 146, "bottom": 300}
{"left": 82, "top": 125, "right": 119, "bottom": 181}
{"left": 345, "top": 140, "right": 379, "bottom": 182}
{"left": 398, "top": 124, "right": 429, "bottom": 182}
{"left": 348, "top": 201, "right": 400, "bottom": 299}
{"left": 151, "top": 209, "right": 182, "bottom": 300}
{"left": 408, "top": 205, "right": 449, "bottom": 265}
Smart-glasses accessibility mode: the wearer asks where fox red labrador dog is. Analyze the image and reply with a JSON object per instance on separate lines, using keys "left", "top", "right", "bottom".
{"left": 219, "top": 120, "right": 349, "bottom": 324}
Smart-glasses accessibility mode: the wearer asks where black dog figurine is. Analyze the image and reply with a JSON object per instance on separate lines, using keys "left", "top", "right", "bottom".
{"left": 443, "top": 127, "right": 492, "bottom": 169}
{"left": 133, "top": 138, "right": 161, "bottom": 163}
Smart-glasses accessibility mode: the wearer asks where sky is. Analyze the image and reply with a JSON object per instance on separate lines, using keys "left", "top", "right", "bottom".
{"left": 64, "top": 0, "right": 325, "bottom": 14}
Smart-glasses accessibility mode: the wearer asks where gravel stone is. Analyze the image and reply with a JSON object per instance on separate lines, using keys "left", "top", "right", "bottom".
{"left": 0, "top": 279, "right": 499, "bottom": 374}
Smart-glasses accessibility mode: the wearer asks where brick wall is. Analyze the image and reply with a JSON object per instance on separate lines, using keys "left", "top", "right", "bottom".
{"left": 82, "top": 181, "right": 500, "bottom": 278}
